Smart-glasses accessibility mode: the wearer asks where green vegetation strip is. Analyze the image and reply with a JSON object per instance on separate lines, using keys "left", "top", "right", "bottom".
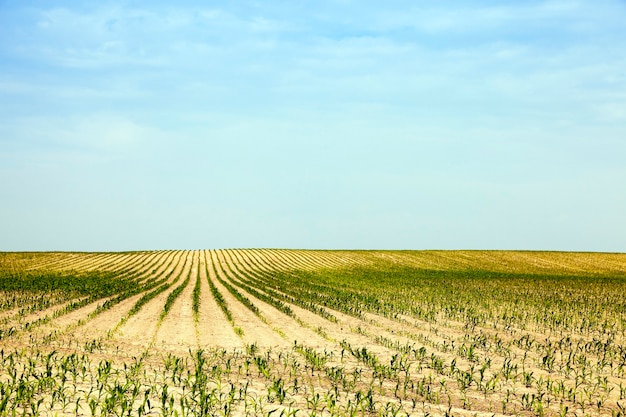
{"left": 203, "top": 252, "right": 233, "bottom": 324}
{"left": 159, "top": 269, "right": 192, "bottom": 322}
{"left": 192, "top": 261, "right": 201, "bottom": 321}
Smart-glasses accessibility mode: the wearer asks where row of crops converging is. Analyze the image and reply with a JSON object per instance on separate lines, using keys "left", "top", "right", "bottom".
{"left": 1, "top": 249, "right": 626, "bottom": 416}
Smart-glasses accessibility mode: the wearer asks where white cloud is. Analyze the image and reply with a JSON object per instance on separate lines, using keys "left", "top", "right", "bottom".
{"left": 375, "top": 1, "right": 597, "bottom": 35}
{"left": 596, "top": 102, "right": 626, "bottom": 121}
{"left": 2, "top": 114, "right": 166, "bottom": 158}
{"left": 3, "top": 1, "right": 622, "bottom": 129}
{"left": 14, "top": 5, "right": 296, "bottom": 70}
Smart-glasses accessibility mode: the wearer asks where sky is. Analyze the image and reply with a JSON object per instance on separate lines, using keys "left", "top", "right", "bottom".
{"left": 1, "top": 0, "right": 625, "bottom": 252}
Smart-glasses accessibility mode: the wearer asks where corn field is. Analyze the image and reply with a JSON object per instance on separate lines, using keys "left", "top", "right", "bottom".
{"left": 1, "top": 249, "right": 626, "bottom": 417}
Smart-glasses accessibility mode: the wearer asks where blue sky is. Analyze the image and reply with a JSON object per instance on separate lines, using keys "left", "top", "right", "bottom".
{"left": 1, "top": 0, "right": 625, "bottom": 251}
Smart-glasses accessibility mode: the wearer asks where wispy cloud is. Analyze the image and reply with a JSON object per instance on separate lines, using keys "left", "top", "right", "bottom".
{"left": 1, "top": 0, "right": 625, "bottom": 250}
{"left": 1, "top": 113, "right": 162, "bottom": 159}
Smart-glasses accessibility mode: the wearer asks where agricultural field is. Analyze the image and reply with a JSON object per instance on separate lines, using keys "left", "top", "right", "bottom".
{"left": 1, "top": 250, "right": 626, "bottom": 417}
